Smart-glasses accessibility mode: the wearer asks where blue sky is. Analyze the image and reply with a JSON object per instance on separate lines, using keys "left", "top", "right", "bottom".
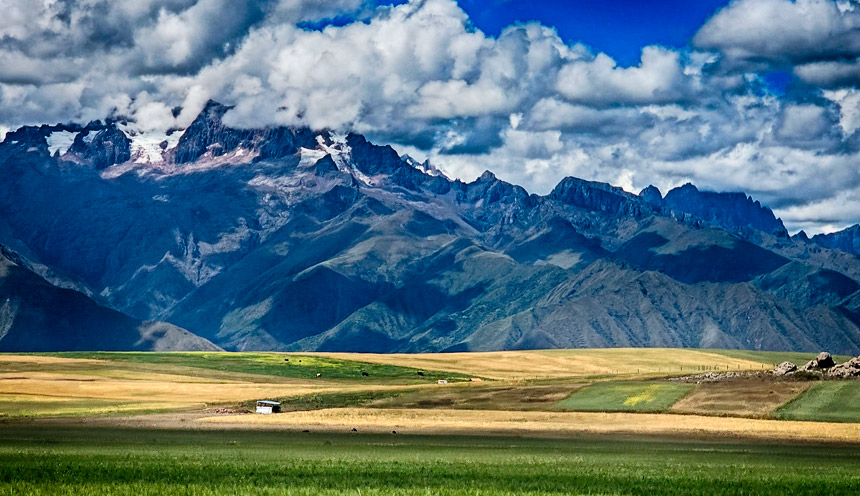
{"left": 459, "top": 0, "right": 731, "bottom": 65}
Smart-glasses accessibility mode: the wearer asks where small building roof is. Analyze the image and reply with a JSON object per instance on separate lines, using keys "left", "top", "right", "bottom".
{"left": 256, "top": 400, "right": 281, "bottom": 405}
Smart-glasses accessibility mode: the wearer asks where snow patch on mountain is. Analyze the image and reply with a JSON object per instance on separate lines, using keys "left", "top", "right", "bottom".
{"left": 298, "top": 147, "right": 328, "bottom": 168}
{"left": 404, "top": 155, "right": 446, "bottom": 178}
{"left": 316, "top": 133, "right": 372, "bottom": 185}
{"left": 179, "top": 146, "right": 258, "bottom": 173}
{"left": 117, "top": 123, "right": 181, "bottom": 164}
{"left": 46, "top": 131, "right": 78, "bottom": 156}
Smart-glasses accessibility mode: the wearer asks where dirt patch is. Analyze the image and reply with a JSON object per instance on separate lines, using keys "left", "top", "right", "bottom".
{"left": 369, "top": 382, "right": 582, "bottom": 410}
{"left": 671, "top": 380, "right": 812, "bottom": 417}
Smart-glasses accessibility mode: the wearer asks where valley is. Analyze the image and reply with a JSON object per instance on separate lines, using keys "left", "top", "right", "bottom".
{"left": 2, "top": 349, "right": 860, "bottom": 495}
{"left": 2, "top": 349, "right": 859, "bottom": 429}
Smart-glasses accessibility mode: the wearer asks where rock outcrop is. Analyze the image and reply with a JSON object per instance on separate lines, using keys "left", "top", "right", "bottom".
{"left": 799, "top": 351, "right": 836, "bottom": 372}
{"left": 772, "top": 361, "right": 798, "bottom": 376}
{"left": 770, "top": 352, "right": 860, "bottom": 379}
{"left": 828, "top": 356, "right": 860, "bottom": 378}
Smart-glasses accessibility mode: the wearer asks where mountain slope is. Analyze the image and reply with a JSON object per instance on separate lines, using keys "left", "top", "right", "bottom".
{"left": 0, "top": 247, "right": 219, "bottom": 352}
{"left": 2, "top": 101, "right": 860, "bottom": 354}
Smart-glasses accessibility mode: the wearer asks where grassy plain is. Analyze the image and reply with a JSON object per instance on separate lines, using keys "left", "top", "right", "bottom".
{"left": 0, "top": 349, "right": 856, "bottom": 423}
{"left": 777, "top": 381, "right": 860, "bottom": 423}
{"left": 50, "top": 352, "right": 466, "bottom": 382}
{"left": 198, "top": 407, "right": 860, "bottom": 443}
{"left": 709, "top": 349, "right": 853, "bottom": 366}
{"left": 320, "top": 348, "right": 777, "bottom": 379}
{"left": 2, "top": 425, "right": 860, "bottom": 496}
{"left": 3, "top": 350, "right": 860, "bottom": 495}
{"left": 0, "top": 353, "right": 452, "bottom": 418}
{"left": 555, "top": 381, "right": 694, "bottom": 412}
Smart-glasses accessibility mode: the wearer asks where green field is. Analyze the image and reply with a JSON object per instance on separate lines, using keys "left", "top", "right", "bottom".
{"left": 777, "top": 381, "right": 860, "bottom": 423}
{"left": 49, "top": 352, "right": 468, "bottom": 383}
{"left": 555, "top": 381, "right": 695, "bottom": 412}
{"left": 3, "top": 351, "right": 860, "bottom": 494}
{"left": 4, "top": 350, "right": 860, "bottom": 421}
{"left": 0, "top": 426, "right": 858, "bottom": 496}
{"left": 707, "top": 349, "right": 853, "bottom": 367}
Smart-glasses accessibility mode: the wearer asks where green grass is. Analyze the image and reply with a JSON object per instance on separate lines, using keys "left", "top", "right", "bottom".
{"left": 250, "top": 388, "right": 417, "bottom": 411}
{"left": 707, "top": 349, "right": 854, "bottom": 368}
{"left": 46, "top": 352, "right": 469, "bottom": 383}
{"left": 0, "top": 398, "right": 144, "bottom": 418}
{"left": 0, "top": 426, "right": 859, "bottom": 495}
{"left": 555, "top": 381, "right": 694, "bottom": 412}
{"left": 776, "top": 381, "right": 860, "bottom": 423}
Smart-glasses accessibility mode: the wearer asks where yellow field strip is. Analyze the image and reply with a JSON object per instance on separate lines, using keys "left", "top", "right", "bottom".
{"left": 0, "top": 376, "right": 332, "bottom": 403}
{"left": 316, "top": 349, "right": 769, "bottom": 380}
{"left": 0, "top": 355, "right": 104, "bottom": 365}
{"left": 199, "top": 408, "right": 860, "bottom": 443}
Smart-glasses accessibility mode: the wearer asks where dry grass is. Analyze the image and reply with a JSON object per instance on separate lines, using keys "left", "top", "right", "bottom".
{"left": 0, "top": 351, "right": 824, "bottom": 423}
{"left": 317, "top": 348, "right": 770, "bottom": 380}
{"left": 0, "top": 373, "right": 338, "bottom": 404}
{"left": 0, "top": 357, "right": 409, "bottom": 417}
{"left": 0, "top": 354, "right": 315, "bottom": 383}
{"left": 0, "top": 355, "right": 104, "bottom": 365}
{"left": 671, "top": 380, "right": 813, "bottom": 418}
{"left": 199, "top": 407, "right": 860, "bottom": 443}
{"left": 368, "top": 381, "right": 583, "bottom": 410}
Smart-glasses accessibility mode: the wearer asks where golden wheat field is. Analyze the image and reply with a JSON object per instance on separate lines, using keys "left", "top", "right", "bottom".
{"left": 320, "top": 348, "right": 773, "bottom": 379}
{"left": 0, "top": 354, "right": 408, "bottom": 416}
{"left": 1, "top": 348, "right": 856, "bottom": 444}
{"left": 198, "top": 407, "right": 860, "bottom": 443}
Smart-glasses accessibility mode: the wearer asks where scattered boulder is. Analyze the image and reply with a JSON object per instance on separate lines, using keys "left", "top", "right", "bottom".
{"left": 669, "top": 371, "right": 758, "bottom": 382}
{"left": 799, "top": 352, "right": 835, "bottom": 372}
{"left": 816, "top": 352, "right": 836, "bottom": 368}
{"left": 828, "top": 356, "right": 860, "bottom": 378}
{"left": 772, "top": 361, "right": 797, "bottom": 376}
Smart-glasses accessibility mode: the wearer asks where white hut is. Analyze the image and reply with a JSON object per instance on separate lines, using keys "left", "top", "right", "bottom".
{"left": 255, "top": 400, "right": 281, "bottom": 414}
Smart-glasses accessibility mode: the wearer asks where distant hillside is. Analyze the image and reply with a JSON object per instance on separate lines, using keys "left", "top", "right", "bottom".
{"left": 0, "top": 246, "right": 219, "bottom": 352}
{"left": 2, "top": 101, "right": 860, "bottom": 353}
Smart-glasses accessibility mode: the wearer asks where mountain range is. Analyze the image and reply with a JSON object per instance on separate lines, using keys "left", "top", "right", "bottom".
{"left": 3, "top": 100, "right": 860, "bottom": 354}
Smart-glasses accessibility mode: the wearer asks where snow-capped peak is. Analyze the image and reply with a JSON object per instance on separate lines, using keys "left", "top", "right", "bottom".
{"left": 403, "top": 154, "right": 446, "bottom": 178}
{"left": 46, "top": 130, "right": 78, "bottom": 156}
{"left": 116, "top": 122, "right": 182, "bottom": 164}
{"left": 315, "top": 132, "right": 372, "bottom": 185}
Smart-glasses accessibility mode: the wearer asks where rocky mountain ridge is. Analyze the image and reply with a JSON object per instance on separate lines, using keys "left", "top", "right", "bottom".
{"left": 3, "top": 100, "right": 860, "bottom": 353}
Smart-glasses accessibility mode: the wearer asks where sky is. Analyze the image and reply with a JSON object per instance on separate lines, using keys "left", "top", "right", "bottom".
{"left": 2, "top": 0, "right": 860, "bottom": 234}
